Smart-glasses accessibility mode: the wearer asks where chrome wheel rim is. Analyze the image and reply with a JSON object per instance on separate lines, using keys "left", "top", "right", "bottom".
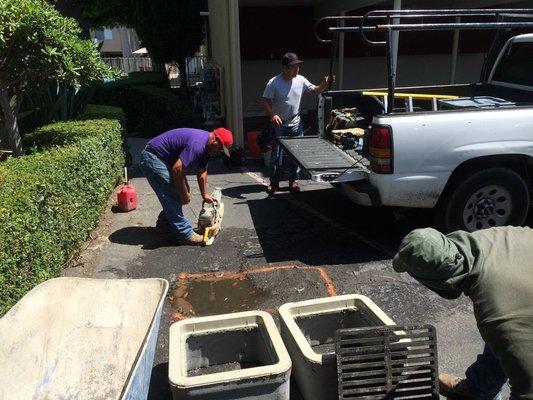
{"left": 463, "top": 185, "right": 513, "bottom": 231}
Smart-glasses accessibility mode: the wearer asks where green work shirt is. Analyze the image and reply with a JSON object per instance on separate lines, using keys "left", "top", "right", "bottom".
{"left": 471, "top": 227, "right": 533, "bottom": 399}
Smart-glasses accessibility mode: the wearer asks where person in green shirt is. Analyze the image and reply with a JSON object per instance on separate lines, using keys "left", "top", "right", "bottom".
{"left": 393, "top": 226, "right": 533, "bottom": 399}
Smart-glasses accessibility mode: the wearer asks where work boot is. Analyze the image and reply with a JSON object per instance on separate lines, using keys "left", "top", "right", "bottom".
{"left": 438, "top": 373, "right": 479, "bottom": 400}
{"left": 289, "top": 181, "right": 301, "bottom": 194}
{"left": 179, "top": 232, "right": 204, "bottom": 246}
{"left": 266, "top": 181, "right": 279, "bottom": 195}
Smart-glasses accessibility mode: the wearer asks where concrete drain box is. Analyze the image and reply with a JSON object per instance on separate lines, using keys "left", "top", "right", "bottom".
{"left": 278, "top": 294, "right": 395, "bottom": 400}
{"left": 169, "top": 310, "right": 291, "bottom": 400}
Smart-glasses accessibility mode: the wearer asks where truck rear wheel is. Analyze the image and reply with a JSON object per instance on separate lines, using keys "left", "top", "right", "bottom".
{"left": 437, "top": 167, "right": 529, "bottom": 233}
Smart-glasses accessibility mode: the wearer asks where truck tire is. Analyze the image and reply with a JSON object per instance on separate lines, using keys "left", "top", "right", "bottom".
{"left": 437, "top": 167, "right": 529, "bottom": 233}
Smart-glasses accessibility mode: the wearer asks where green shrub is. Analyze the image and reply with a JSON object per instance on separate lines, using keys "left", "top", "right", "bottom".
{"left": 127, "top": 71, "right": 169, "bottom": 86}
{"left": 0, "top": 119, "right": 124, "bottom": 315}
{"left": 23, "top": 119, "right": 123, "bottom": 152}
{"left": 78, "top": 104, "right": 125, "bottom": 123}
{"left": 92, "top": 71, "right": 169, "bottom": 107}
{"left": 122, "top": 85, "right": 193, "bottom": 136}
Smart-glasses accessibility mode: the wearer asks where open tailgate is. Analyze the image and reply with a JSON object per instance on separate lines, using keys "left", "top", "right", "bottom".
{"left": 278, "top": 136, "right": 369, "bottom": 183}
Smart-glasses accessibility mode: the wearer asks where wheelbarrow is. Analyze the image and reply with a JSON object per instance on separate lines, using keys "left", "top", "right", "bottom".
{"left": 0, "top": 277, "right": 168, "bottom": 400}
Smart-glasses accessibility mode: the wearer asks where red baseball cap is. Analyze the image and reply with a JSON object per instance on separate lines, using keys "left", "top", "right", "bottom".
{"left": 213, "top": 127, "right": 233, "bottom": 157}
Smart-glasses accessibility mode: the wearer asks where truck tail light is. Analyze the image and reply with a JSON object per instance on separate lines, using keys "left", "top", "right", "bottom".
{"left": 370, "top": 125, "right": 393, "bottom": 174}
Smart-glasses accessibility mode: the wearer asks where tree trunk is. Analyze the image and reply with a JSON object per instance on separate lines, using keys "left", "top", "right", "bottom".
{"left": 177, "top": 58, "right": 189, "bottom": 99}
{"left": 0, "top": 86, "right": 22, "bottom": 156}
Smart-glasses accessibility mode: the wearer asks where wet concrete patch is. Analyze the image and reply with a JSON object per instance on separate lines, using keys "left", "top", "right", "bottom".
{"left": 170, "top": 274, "right": 270, "bottom": 317}
{"left": 169, "top": 265, "right": 337, "bottom": 320}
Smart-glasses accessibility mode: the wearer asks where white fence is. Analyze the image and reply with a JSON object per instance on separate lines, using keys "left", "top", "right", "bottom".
{"left": 102, "top": 56, "right": 207, "bottom": 86}
{"left": 101, "top": 57, "right": 153, "bottom": 76}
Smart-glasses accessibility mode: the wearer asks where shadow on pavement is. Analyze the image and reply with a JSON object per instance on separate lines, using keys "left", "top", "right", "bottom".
{"left": 109, "top": 227, "right": 179, "bottom": 250}
{"left": 147, "top": 363, "right": 173, "bottom": 400}
{"left": 246, "top": 192, "right": 388, "bottom": 265}
{"left": 147, "top": 363, "right": 307, "bottom": 400}
{"left": 244, "top": 186, "right": 437, "bottom": 265}
{"left": 222, "top": 184, "right": 266, "bottom": 199}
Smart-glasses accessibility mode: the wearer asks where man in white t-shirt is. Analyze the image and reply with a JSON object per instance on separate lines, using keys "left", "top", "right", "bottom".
{"left": 261, "top": 52, "right": 332, "bottom": 195}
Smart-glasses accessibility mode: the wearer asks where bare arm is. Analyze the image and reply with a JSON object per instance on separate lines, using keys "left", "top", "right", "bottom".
{"left": 312, "top": 75, "right": 334, "bottom": 94}
{"left": 197, "top": 168, "right": 213, "bottom": 202}
{"left": 172, "top": 158, "right": 190, "bottom": 205}
{"left": 261, "top": 98, "right": 282, "bottom": 126}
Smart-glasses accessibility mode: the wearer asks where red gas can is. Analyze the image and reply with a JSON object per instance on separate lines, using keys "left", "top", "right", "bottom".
{"left": 117, "top": 183, "right": 137, "bottom": 212}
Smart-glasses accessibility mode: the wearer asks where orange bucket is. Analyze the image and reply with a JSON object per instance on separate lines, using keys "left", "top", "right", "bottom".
{"left": 246, "top": 131, "right": 262, "bottom": 157}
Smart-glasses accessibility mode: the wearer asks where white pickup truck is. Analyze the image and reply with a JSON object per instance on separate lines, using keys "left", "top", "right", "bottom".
{"left": 280, "top": 11, "right": 533, "bottom": 232}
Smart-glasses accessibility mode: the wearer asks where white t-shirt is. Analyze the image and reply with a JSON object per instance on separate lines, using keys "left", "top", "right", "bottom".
{"left": 262, "top": 74, "right": 315, "bottom": 126}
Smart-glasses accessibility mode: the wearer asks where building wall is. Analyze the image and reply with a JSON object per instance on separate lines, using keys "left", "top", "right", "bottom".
{"left": 208, "top": 0, "right": 244, "bottom": 146}
{"left": 92, "top": 27, "right": 141, "bottom": 57}
{"left": 242, "top": 53, "right": 486, "bottom": 116}
{"left": 239, "top": 5, "right": 493, "bottom": 117}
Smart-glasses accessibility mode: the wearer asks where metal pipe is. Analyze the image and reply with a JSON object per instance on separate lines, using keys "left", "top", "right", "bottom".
{"left": 331, "top": 21, "right": 533, "bottom": 33}
{"left": 327, "top": 30, "right": 338, "bottom": 92}
{"left": 391, "top": 0, "right": 402, "bottom": 79}
{"left": 362, "top": 8, "right": 533, "bottom": 17}
{"left": 386, "top": 29, "right": 396, "bottom": 114}
{"left": 316, "top": 9, "right": 533, "bottom": 23}
{"left": 450, "top": 17, "right": 460, "bottom": 84}
{"left": 381, "top": 21, "right": 533, "bottom": 30}
{"left": 339, "top": 11, "right": 345, "bottom": 90}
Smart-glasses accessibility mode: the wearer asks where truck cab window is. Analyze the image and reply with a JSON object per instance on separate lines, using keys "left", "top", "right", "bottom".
{"left": 492, "top": 42, "right": 533, "bottom": 87}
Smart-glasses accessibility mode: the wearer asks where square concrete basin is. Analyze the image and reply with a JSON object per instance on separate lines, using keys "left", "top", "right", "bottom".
{"left": 169, "top": 310, "right": 291, "bottom": 399}
{"left": 278, "top": 294, "right": 395, "bottom": 400}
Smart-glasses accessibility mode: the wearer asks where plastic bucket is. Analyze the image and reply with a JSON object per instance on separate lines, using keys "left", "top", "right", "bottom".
{"left": 246, "top": 131, "right": 262, "bottom": 157}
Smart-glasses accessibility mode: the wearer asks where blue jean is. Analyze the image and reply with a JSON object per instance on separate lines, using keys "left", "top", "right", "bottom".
{"left": 139, "top": 150, "right": 193, "bottom": 240}
{"left": 270, "top": 122, "right": 303, "bottom": 183}
{"left": 464, "top": 344, "right": 507, "bottom": 400}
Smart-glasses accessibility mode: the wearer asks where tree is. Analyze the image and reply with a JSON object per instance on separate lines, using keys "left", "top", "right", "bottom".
{"left": 50, "top": 0, "right": 91, "bottom": 39}
{"left": 132, "top": 0, "right": 204, "bottom": 96}
{"left": 75, "top": 0, "right": 133, "bottom": 29}
{"left": 76, "top": 0, "right": 205, "bottom": 97}
{"left": 0, "top": 0, "right": 111, "bottom": 155}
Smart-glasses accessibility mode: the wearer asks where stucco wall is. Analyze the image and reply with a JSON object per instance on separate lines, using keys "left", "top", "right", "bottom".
{"left": 207, "top": 0, "right": 244, "bottom": 145}
{"left": 242, "top": 53, "right": 486, "bottom": 117}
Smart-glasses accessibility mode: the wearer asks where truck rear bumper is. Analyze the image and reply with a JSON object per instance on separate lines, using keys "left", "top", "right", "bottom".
{"left": 338, "top": 180, "right": 382, "bottom": 207}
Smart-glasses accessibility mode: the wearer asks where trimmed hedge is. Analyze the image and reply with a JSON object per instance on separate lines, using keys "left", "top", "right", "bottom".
{"left": 126, "top": 71, "right": 170, "bottom": 86}
{"left": 0, "top": 119, "right": 124, "bottom": 315}
{"left": 122, "top": 85, "right": 193, "bottom": 136}
{"left": 78, "top": 104, "right": 125, "bottom": 123}
{"left": 92, "top": 72, "right": 194, "bottom": 137}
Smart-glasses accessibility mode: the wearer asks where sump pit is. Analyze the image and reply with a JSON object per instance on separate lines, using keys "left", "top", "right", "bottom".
{"left": 295, "top": 308, "right": 377, "bottom": 354}
{"left": 185, "top": 326, "right": 274, "bottom": 377}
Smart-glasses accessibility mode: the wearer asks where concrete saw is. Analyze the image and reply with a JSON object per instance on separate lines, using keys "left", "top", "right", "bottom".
{"left": 196, "top": 188, "right": 224, "bottom": 246}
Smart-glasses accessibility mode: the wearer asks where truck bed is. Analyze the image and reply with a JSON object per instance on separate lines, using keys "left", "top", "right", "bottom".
{"left": 281, "top": 81, "right": 531, "bottom": 184}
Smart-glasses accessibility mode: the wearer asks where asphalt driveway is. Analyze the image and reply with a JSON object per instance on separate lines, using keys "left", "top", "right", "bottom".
{"left": 64, "top": 137, "right": 501, "bottom": 399}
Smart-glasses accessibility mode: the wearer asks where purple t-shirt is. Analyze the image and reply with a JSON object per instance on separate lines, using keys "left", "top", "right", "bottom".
{"left": 147, "top": 128, "right": 209, "bottom": 170}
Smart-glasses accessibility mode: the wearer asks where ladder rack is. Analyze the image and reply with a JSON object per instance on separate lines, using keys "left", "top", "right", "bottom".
{"left": 315, "top": 9, "right": 533, "bottom": 114}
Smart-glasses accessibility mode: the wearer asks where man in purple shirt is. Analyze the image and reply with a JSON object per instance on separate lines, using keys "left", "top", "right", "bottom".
{"left": 140, "top": 127, "right": 233, "bottom": 245}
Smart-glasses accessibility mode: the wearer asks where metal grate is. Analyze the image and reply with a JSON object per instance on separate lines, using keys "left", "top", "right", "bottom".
{"left": 335, "top": 324, "right": 439, "bottom": 399}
